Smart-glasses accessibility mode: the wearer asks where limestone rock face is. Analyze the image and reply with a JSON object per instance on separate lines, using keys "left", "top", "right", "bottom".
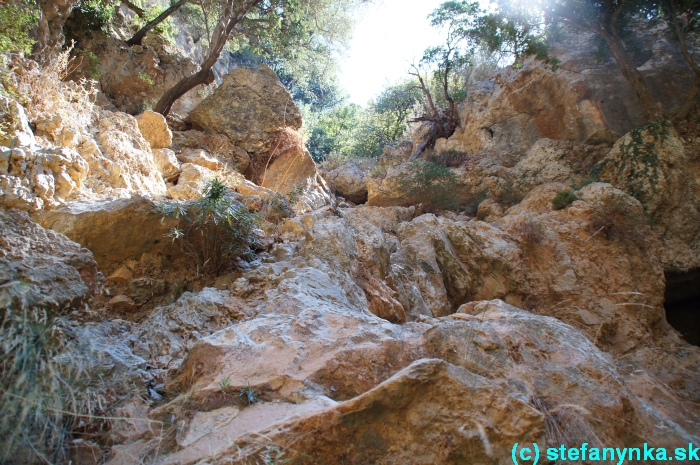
{"left": 135, "top": 110, "right": 172, "bottom": 149}
{"left": 0, "top": 96, "right": 35, "bottom": 147}
{"left": 597, "top": 125, "right": 700, "bottom": 272}
{"left": 152, "top": 148, "right": 180, "bottom": 181}
{"left": 93, "top": 111, "right": 166, "bottom": 197}
{"left": 130, "top": 288, "right": 250, "bottom": 371}
{"left": 443, "top": 28, "right": 695, "bottom": 157}
{"left": 167, "top": 163, "right": 216, "bottom": 200}
{"left": 221, "top": 359, "right": 546, "bottom": 465}
{"left": 0, "top": 145, "right": 89, "bottom": 211}
{"left": 36, "top": 196, "right": 181, "bottom": 272}
{"left": 330, "top": 163, "right": 367, "bottom": 203}
{"left": 0, "top": 207, "right": 99, "bottom": 309}
{"left": 187, "top": 65, "right": 303, "bottom": 154}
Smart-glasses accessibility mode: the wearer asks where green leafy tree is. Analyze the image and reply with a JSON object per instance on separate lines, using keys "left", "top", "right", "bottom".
{"left": 154, "top": 0, "right": 364, "bottom": 116}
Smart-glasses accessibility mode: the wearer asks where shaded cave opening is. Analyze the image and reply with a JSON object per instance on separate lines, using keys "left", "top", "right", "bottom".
{"left": 664, "top": 268, "right": 700, "bottom": 346}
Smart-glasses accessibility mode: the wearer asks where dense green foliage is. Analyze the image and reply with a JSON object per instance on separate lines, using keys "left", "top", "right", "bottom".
{"left": 0, "top": 1, "right": 39, "bottom": 54}
{"left": 155, "top": 178, "right": 260, "bottom": 275}
{"left": 64, "top": 0, "right": 116, "bottom": 43}
{"left": 552, "top": 190, "right": 578, "bottom": 209}
{"left": 305, "top": 79, "right": 423, "bottom": 162}
{"left": 429, "top": 1, "right": 556, "bottom": 69}
{"left": 396, "top": 161, "right": 463, "bottom": 211}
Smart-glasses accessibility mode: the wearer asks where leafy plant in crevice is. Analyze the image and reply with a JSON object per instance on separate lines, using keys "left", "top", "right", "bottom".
{"left": 64, "top": 0, "right": 116, "bottom": 44}
{"left": 552, "top": 190, "right": 578, "bottom": 210}
{"left": 396, "top": 161, "right": 463, "bottom": 212}
{"left": 513, "top": 217, "right": 545, "bottom": 249}
{"left": 155, "top": 178, "right": 260, "bottom": 276}
{"left": 491, "top": 179, "right": 524, "bottom": 208}
{"left": 139, "top": 71, "right": 155, "bottom": 87}
{"left": 239, "top": 383, "right": 258, "bottom": 405}
{"left": 592, "top": 119, "right": 670, "bottom": 212}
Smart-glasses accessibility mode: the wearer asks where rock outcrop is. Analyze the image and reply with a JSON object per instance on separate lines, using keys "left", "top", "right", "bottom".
{"left": 596, "top": 124, "right": 700, "bottom": 272}
{"left": 0, "top": 207, "right": 100, "bottom": 309}
{"left": 330, "top": 163, "right": 367, "bottom": 203}
{"left": 187, "top": 65, "right": 303, "bottom": 154}
{"left": 36, "top": 196, "right": 180, "bottom": 272}
{"left": 443, "top": 27, "right": 695, "bottom": 157}
{"left": 135, "top": 110, "right": 172, "bottom": 149}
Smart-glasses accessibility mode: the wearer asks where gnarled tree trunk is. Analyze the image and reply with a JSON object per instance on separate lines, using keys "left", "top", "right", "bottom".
{"left": 126, "top": 0, "right": 188, "bottom": 46}
{"left": 153, "top": 0, "right": 263, "bottom": 116}
{"left": 599, "top": 26, "right": 660, "bottom": 120}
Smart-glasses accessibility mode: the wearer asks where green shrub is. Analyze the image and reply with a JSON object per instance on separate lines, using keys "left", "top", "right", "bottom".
{"left": 154, "top": 178, "right": 260, "bottom": 275}
{"left": 64, "top": 0, "right": 115, "bottom": 43}
{"left": 0, "top": 2, "right": 39, "bottom": 54}
{"left": 552, "top": 190, "right": 577, "bottom": 210}
{"left": 465, "top": 189, "right": 488, "bottom": 216}
{"left": 491, "top": 179, "right": 524, "bottom": 207}
{"left": 396, "top": 161, "right": 462, "bottom": 211}
{"left": 572, "top": 175, "right": 599, "bottom": 190}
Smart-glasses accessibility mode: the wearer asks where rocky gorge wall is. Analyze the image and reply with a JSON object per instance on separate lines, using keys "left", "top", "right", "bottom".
{"left": 1, "top": 26, "right": 699, "bottom": 464}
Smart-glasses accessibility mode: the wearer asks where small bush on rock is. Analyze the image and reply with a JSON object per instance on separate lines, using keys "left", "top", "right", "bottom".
{"left": 552, "top": 190, "right": 577, "bottom": 210}
{"left": 397, "top": 161, "right": 462, "bottom": 211}
{"left": 589, "top": 196, "right": 647, "bottom": 246}
{"left": 155, "top": 178, "right": 260, "bottom": 275}
{"left": 491, "top": 179, "right": 524, "bottom": 207}
{"left": 513, "top": 217, "right": 545, "bottom": 248}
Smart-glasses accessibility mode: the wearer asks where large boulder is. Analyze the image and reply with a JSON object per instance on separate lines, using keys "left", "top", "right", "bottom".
{"left": 596, "top": 123, "right": 700, "bottom": 273}
{"left": 260, "top": 144, "right": 331, "bottom": 211}
{"left": 330, "top": 163, "right": 367, "bottom": 203}
{"left": 0, "top": 207, "right": 99, "bottom": 309}
{"left": 172, "top": 130, "right": 250, "bottom": 173}
{"left": 135, "top": 110, "right": 172, "bottom": 149}
{"left": 35, "top": 196, "right": 181, "bottom": 273}
{"left": 78, "top": 33, "right": 202, "bottom": 116}
{"left": 187, "top": 65, "right": 303, "bottom": 154}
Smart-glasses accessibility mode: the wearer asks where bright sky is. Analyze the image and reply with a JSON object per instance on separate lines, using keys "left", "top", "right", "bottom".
{"left": 338, "top": 0, "right": 447, "bottom": 106}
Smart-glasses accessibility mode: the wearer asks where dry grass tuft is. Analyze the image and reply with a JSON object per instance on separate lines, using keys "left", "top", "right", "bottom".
{"left": 513, "top": 217, "right": 545, "bottom": 249}
{"left": 0, "top": 303, "right": 106, "bottom": 463}
{"left": 4, "top": 47, "right": 97, "bottom": 128}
